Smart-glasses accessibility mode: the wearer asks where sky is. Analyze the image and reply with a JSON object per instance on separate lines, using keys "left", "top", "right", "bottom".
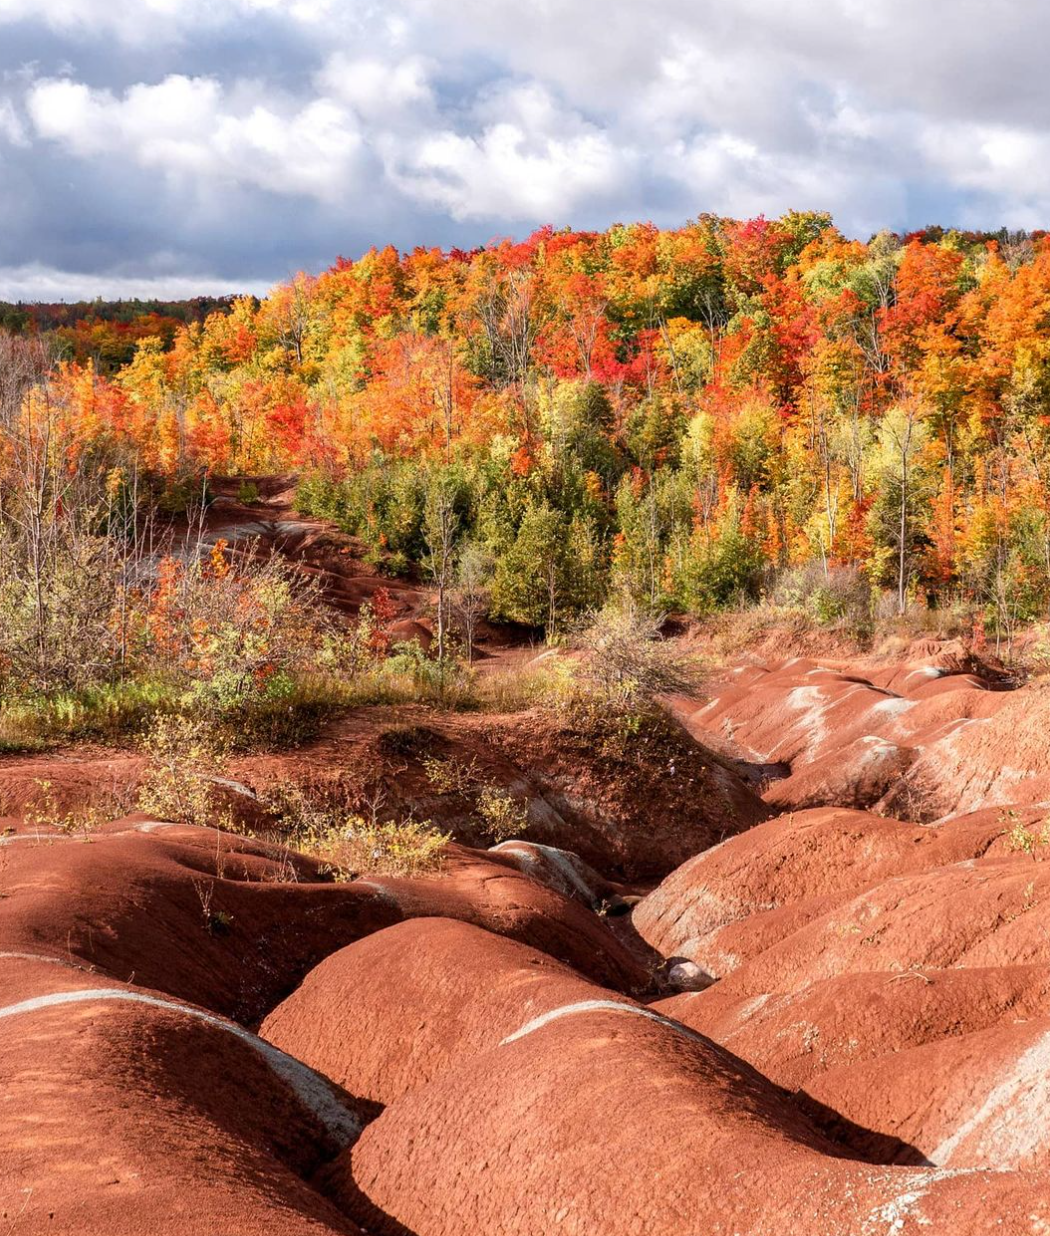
{"left": 0, "top": 0, "right": 1045, "bottom": 301}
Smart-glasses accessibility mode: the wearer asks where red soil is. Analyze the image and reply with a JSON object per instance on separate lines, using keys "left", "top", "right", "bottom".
{"left": 678, "top": 647, "right": 1040, "bottom": 822}
{"left": 6, "top": 524, "right": 1050, "bottom": 1236}
{"left": 320, "top": 1003, "right": 1046, "bottom": 1235}
{"left": 260, "top": 917, "right": 619, "bottom": 1105}
{"left": 655, "top": 963, "right": 1050, "bottom": 1092}
{"left": 0, "top": 704, "right": 768, "bottom": 884}
{"left": 195, "top": 476, "right": 427, "bottom": 621}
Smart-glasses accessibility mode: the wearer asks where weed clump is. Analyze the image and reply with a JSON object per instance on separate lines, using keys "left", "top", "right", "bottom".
{"left": 137, "top": 714, "right": 234, "bottom": 829}
{"left": 421, "top": 753, "right": 529, "bottom": 843}
{"left": 300, "top": 816, "right": 450, "bottom": 880}
{"left": 261, "top": 779, "right": 450, "bottom": 880}
{"left": 1004, "top": 811, "right": 1050, "bottom": 857}
{"left": 22, "top": 779, "right": 111, "bottom": 837}
{"left": 475, "top": 784, "right": 528, "bottom": 844}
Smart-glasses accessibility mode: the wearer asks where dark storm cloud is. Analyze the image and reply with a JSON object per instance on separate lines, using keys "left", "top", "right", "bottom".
{"left": 0, "top": 0, "right": 1045, "bottom": 299}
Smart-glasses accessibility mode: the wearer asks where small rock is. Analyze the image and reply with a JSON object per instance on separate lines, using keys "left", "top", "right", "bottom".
{"left": 667, "top": 960, "right": 716, "bottom": 992}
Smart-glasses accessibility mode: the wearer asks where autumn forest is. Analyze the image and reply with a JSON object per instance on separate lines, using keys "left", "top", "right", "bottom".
{"left": 6, "top": 211, "right": 1050, "bottom": 645}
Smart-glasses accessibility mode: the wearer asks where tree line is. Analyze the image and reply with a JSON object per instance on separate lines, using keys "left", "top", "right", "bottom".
{"left": 6, "top": 213, "right": 1050, "bottom": 638}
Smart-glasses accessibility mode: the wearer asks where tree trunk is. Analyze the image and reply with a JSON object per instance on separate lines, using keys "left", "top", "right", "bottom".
{"left": 898, "top": 437, "right": 909, "bottom": 616}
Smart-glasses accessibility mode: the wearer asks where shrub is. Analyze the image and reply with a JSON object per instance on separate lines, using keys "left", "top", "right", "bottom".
{"left": 421, "top": 752, "right": 529, "bottom": 842}
{"left": 676, "top": 509, "right": 764, "bottom": 612}
{"left": 298, "top": 461, "right": 427, "bottom": 567}
{"left": 212, "top": 672, "right": 355, "bottom": 751}
{"left": 421, "top": 753, "right": 481, "bottom": 794}
{"left": 294, "top": 816, "right": 449, "bottom": 880}
{"left": 1027, "top": 625, "right": 1050, "bottom": 676}
{"left": 451, "top": 542, "right": 494, "bottom": 663}
{"left": 258, "top": 776, "right": 449, "bottom": 879}
{"left": 381, "top": 641, "right": 478, "bottom": 708}
{"left": 472, "top": 659, "right": 574, "bottom": 714}
{"left": 573, "top": 598, "right": 703, "bottom": 709}
{"left": 137, "top": 714, "right": 232, "bottom": 828}
{"left": 0, "top": 425, "right": 346, "bottom": 751}
{"left": 259, "top": 777, "right": 353, "bottom": 837}
{"left": 768, "top": 563, "right": 873, "bottom": 634}
{"left": 475, "top": 784, "right": 528, "bottom": 843}
{"left": 149, "top": 539, "right": 329, "bottom": 718}
{"left": 154, "top": 473, "right": 210, "bottom": 515}
{"left": 0, "top": 454, "right": 159, "bottom": 696}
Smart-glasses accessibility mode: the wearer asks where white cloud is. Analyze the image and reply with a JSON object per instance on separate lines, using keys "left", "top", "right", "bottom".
{"left": 5, "top": 0, "right": 1050, "bottom": 292}
{"left": 27, "top": 74, "right": 365, "bottom": 202}
{"left": 29, "top": 76, "right": 222, "bottom": 158}
{"left": 317, "top": 52, "right": 434, "bottom": 122}
{"left": 381, "top": 82, "right": 629, "bottom": 221}
{"left": 387, "top": 124, "right": 624, "bottom": 222}
{"left": 0, "top": 0, "right": 339, "bottom": 43}
{"left": 0, "top": 262, "right": 262, "bottom": 301}
{"left": 25, "top": 67, "right": 631, "bottom": 224}
{"left": 0, "top": 97, "right": 27, "bottom": 146}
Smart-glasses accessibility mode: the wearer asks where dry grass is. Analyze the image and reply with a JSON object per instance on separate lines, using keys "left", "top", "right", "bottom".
{"left": 18, "top": 777, "right": 138, "bottom": 836}
{"left": 295, "top": 816, "right": 450, "bottom": 880}
{"left": 472, "top": 659, "right": 575, "bottom": 713}
{"left": 259, "top": 777, "right": 450, "bottom": 879}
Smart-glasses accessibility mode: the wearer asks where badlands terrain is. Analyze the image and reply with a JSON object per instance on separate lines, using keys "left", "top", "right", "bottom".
{"left": 2, "top": 493, "right": 1050, "bottom": 1234}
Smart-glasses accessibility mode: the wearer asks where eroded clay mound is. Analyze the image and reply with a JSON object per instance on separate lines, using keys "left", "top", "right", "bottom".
{"left": 807, "top": 1014, "right": 1050, "bottom": 1171}
{"left": 0, "top": 821, "right": 660, "bottom": 1231}
{"left": 0, "top": 825, "right": 646, "bottom": 1018}
{"left": 683, "top": 650, "right": 1034, "bottom": 819}
{"left": 643, "top": 847, "right": 1050, "bottom": 1188}
{"left": 320, "top": 1001, "right": 1045, "bottom": 1236}
{"left": 720, "top": 855, "right": 1050, "bottom": 998}
{"left": 0, "top": 821, "right": 401, "bottom": 1020}
{"left": 9, "top": 636, "right": 1050, "bottom": 1233}
{"left": 632, "top": 670, "right": 1050, "bottom": 1216}
{"left": 0, "top": 957, "right": 365, "bottom": 1236}
{"left": 654, "top": 963, "right": 1050, "bottom": 1092}
{"left": 891, "top": 681, "right": 1050, "bottom": 818}
{"left": 761, "top": 733, "right": 916, "bottom": 810}
{"left": 360, "top": 844, "right": 651, "bottom": 990}
{"left": 632, "top": 804, "right": 1014, "bottom": 973}
{"left": 262, "top": 917, "right": 614, "bottom": 1105}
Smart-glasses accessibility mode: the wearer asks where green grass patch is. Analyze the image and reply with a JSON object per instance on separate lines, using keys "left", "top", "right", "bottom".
{"left": 0, "top": 677, "right": 181, "bottom": 752}
{"left": 0, "top": 653, "right": 577, "bottom": 757}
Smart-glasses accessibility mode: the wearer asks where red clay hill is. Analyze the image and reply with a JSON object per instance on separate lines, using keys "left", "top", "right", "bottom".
{"left": 4, "top": 637, "right": 1050, "bottom": 1233}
